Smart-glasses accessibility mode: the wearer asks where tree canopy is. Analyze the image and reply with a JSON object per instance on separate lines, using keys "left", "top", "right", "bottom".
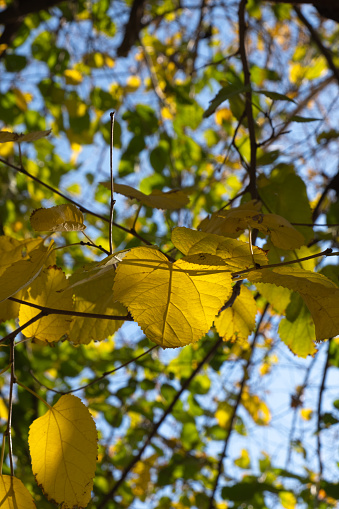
{"left": 0, "top": 0, "right": 339, "bottom": 508}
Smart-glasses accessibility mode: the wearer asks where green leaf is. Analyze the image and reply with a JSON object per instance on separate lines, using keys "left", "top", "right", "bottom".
{"left": 203, "top": 83, "right": 250, "bottom": 118}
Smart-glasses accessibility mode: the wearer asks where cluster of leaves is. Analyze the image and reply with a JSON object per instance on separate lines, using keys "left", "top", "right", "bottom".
{"left": 1, "top": 0, "right": 339, "bottom": 508}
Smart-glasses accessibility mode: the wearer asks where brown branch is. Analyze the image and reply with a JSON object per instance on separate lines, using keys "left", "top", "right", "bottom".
{"left": 238, "top": 0, "right": 258, "bottom": 200}
{"left": 208, "top": 303, "right": 269, "bottom": 509}
{"left": 109, "top": 112, "right": 116, "bottom": 254}
{"left": 316, "top": 339, "right": 331, "bottom": 479}
{"left": 294, "top": 6, "right": 339, "bottom": 85}
{"left": 97, "top": 337, "right": 223, "bottom": 508}
{"left": 8, "top": 297, "right": 133, "bottom": 322}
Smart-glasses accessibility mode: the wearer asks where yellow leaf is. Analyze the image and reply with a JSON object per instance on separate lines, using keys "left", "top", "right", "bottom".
{"left": 215, "top": 402, "right": 233, "bottom": 429}
{"left": 101, "top": 183, "right": 190, "bottom": 210}
{"left": 30, "top": 204, "right": 86, "bottom": 232}
{"left": 279, "top": 305, "right": 317, "bottom": 357}
{"left": 254, "top": 282, "right": 291, "bottom": 313}
{"left": 19, "top": 266, "right": 73, "bottom": 342}
{"left": 113, "top": 247, "right": 232, "bottom": 348}
{"left": 234, "top": 449, "right": 251, "bottom": 469}
{"left": 0, "top": 290, "right": 22, "bottom": 323}
{"left": 0, "top": 475, "right": 36, "bottom": 508}
{"left": 0, "top": 130, "right": 51, "bottom": 143}
{"left": 300, "top": 408, "right": 313, "bottom": 421}
{"left": 126, "top": 75, "right": 141, "bottom": 91}
{"left": 69, "top": 268, "right": 127, "bottom": 344}
{"left": 279, "top": 491, "right": 297, "bottom": 509}
{"left": 248, "top": 266, "right": 339, "bottom": 341}
{"left": 0, "top": 236, "right": 44, "bottom": 268}
{"left": 0, "top": 242, "right": 54, "bottom": 304}
{"left": 29, "top": 395, "right": 97, "bottom": 509}
{"left": 0, "top": 398, "right": 8, "bottom": 421}
{"left": 214, "top": 286, "right": 257, "bottom": 342}
{"left": 64, "top": 69, "right": 83, "bottom": 84}
{"left": 171, "top": 227, "right": 268, "bottom": 272}
{"left": 241, "top": 388, "right": 271, "bottom": 425}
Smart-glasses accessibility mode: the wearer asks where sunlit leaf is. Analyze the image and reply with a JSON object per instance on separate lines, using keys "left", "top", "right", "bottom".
{"left": 0, "top": 475, "right": 36, "bottom": 508}
{"left": 241, "top": 388, "right": 271, "bottom": 425}
{"left": 172, "top": 227, "right": 268, "bottom": 271}
{"left": 100, "top": 183, "right": 189, "bottom": 209}
{"left": 29, "top": 395, "right": 97, "bottom": 509}
{"left": 113, "top": 247, "right": 232, "bottom": 347}
{"left": 19, "top": 266, "right": 73, "bottom": 342}
{"left": 0, "top": 242, "right": 54, "bottom": 304}
{"left": 0, "top": 130, "right": 51, "bottom": 142}
{"left": 30, "top": 204, "right": 85, "bottom": 232}
{"left": 248, "top": 266, "right": 339, "bottom": 341}
{"left": 214, "top": 286, "right": 257, "bottom": 342}
{"left": 234, "top": 449, "right": 251, "bottom": 469}
{"left": 203, "top": 83, "right": 250, "bottom": 118}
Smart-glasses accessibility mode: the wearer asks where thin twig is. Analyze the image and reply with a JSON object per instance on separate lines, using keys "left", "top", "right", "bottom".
{"left": 16, "top": 381, "right": 52, "bottom": 410}
{"left": 7, "top": 339, "right": 16, "bottom": 476}
{"left": 98, "top": 338, "right": 223, "bottom": 508}
{"left": 109, "top": 112, "right": 116, "bottom": 254}
{"left": 0, "top": 157, "right": 153, "bottom": 246}
{"left": 232, "top": 247, "right": 336, "bottom": 279}
{"left": 238, "top": 0, "right": 258, "bottom": 200}
{"left": 208, "top": 303, "right": 269, "bottom": 508}
{"left": 8, "top": 297, "right": 132, "bottom": 322}
{"left": 316, "top": 340, "right": 331, "bottom": 479}
{"left": 30, "top": 345, "right": 158, "bottom": 395}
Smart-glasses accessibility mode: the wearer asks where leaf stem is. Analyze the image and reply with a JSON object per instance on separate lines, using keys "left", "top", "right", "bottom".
{"left": 16, "top": 381, "right": 52, "bottom": 410}
{"left": 109, "top": 111, "right": 116, "bottom": 254}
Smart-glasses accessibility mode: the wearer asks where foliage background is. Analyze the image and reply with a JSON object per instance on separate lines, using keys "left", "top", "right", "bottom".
{"left": 1, "top": 0, "right": 339, "bottom": 507}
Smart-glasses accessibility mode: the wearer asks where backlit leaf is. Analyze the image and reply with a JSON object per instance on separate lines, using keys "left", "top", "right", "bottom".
{"left": 248, "top": 267, "right": 339, "bottom": 341}
{"left": 214, "top": 286, "right": 257, "bottom": 342}
{"left": 30, "top": 204, "right": 85, "bottom": 232}
{"left": 0, "top": 236, "right": 44, "bottom": 268}
{"left": 113, "top": 247, "right": 232, "bottom": 347}
{"left": 29, "top": 395, "right": 97, "bottom": 509}
{"left": 172, "top": 227, "right": 268, "bottom": 271}
{"left": 69, "top": 267, "right": 127, "bottom": 344}
{"left": 0, "top": 475, "right": 36, "bottom": 509}
{"left": 203, "top": 83, "right": 250, "bottom": 118}
{"left": 0, "top": 242, "right": 54, "bottom": 304}
{"left": 101, "top": 183, "right": 189, "bottom": 209}
{"left": 19, "top": 266, "right": 73, "bottom": 343}
{"left": 0, "top": 130, "right": 51, "bottom": 142}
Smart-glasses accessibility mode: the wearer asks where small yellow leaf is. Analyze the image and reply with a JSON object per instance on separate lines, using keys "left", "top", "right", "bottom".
{"left": 0, "top": 241, "right": 54, "bottom": 304}
{"left": 69, "top": 268, "right": 127, "bottom": 344}
{"left": 0, "top": 475, "right": 36, "bottom": 508}
{"left": 215, "top": 402, "right": 233, "bottom": 429}
{"left": 125, "top": 75, "right": 141, "bottom": 91}
{"left": 234, "top": 449, "right": 251, "bottom": 469}
{"left": 0, "top": 398, "right": 8, "bottom": 421}
{"left": 101, "top": 183, "right": 189, "bottom": 210}
{"left": 241, "top": 388, "right": 271, "bottom": 425}
{"left": 300, "top": 408, "right": 313, "bottom": 421}
{"left": 64, "top": 69, "right": 83, "bottom": 85}
{"left": 19, "top": 266, "right": 73, "bottom": 342}
{"left": 172, "top": 227, "right": 268, "bottom": 271}
{"left": 113, "top": 247, "right": 232, "bottom": 348}
{"left": 0, "top": 130, "right": 51, "bottom": 143}
{"left": 214, "top": 286, "right": 257, "bottom": 342}
{"left": 279, "top": 491, "right": 297, "bottom": 509}
{"left": 29, "top": 395, "right": 97, "bottom": 509}
{"left": 30, "top": 204, "right": 85, "bottom": 232}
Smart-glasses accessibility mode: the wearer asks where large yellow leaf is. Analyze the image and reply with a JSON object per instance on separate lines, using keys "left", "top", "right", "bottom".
{"left": 0, "top": 242, "right": 54, "bottom": 304}
{"left": 171, "top": 227, "right": 267, "bottom": 271}
{"left": 113, "top": 247, "right": 232, "bottom": 347}
{"left": 101, "top": 183, "right": 189, "bottom": 209}
{"left": 0, "top": 475, "right": 36, "bottom": 508}
{"left": 200, "top": 206, "right": 304, "bottom": 250}
{"left": 248, "top": 266, "right": 339, "bottom": 341}
{"left": 30, "top": 204, "right": 85, "bottom": 232}
{"left": 19, "top": 266, "right": 73, "bottom": 342}
{"left": 214, "top": 286, "right": 257, "bottom": 342}
{"left": 69, "top": 268, "right": 127, "bottom": 344}
{"left": 29, "top": 395, "right": 97, "bottom": 509}
{"left": 0, "top": 236, "right": 44, "bottom": 267}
